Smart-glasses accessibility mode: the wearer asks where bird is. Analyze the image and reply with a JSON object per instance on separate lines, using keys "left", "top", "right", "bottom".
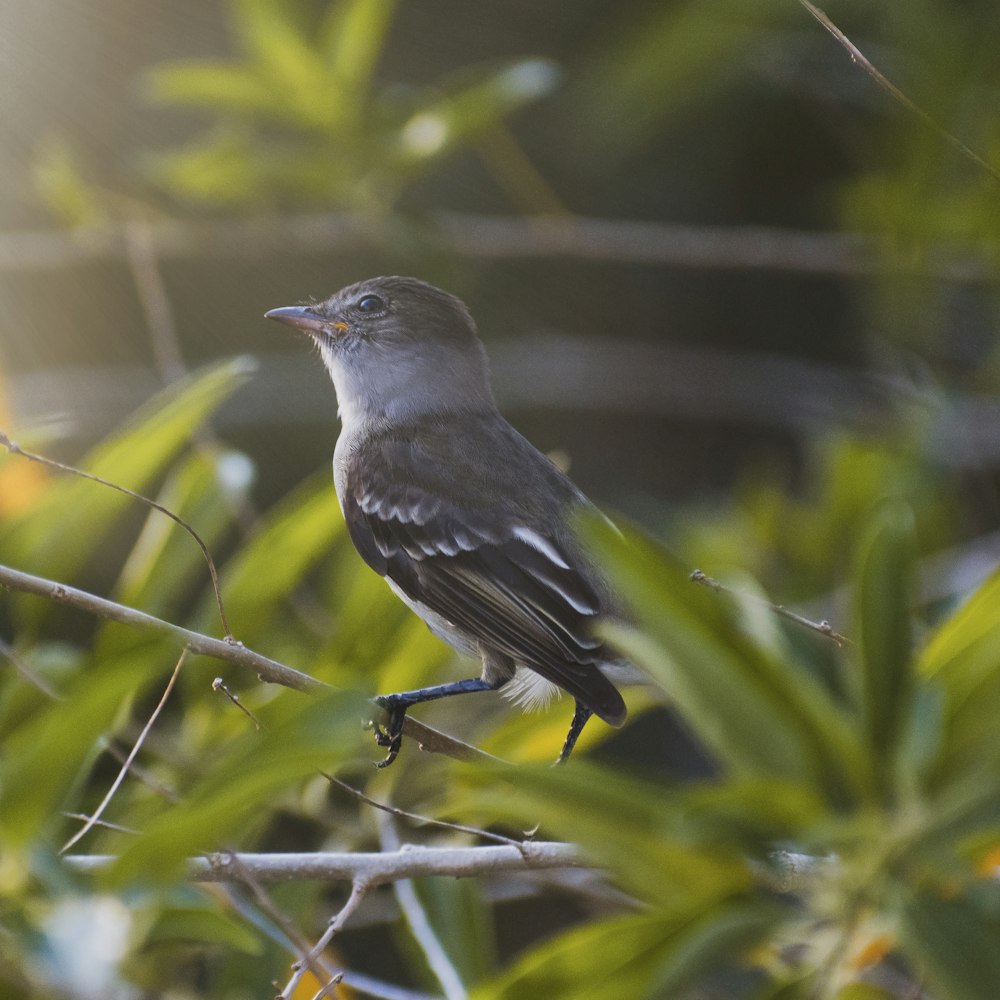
{"left": 266, "top": 275, "right": 627, "bottom": 766}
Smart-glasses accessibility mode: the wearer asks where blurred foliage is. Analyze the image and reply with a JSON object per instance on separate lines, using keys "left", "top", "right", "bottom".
{"left": 41, "top": 0, "right": 557, "bottom": 215}
{"left": 2, "top": 356, "right": 1000, "bottom": 998}
{"left": 6, "top": 0, "right": 1000, "bottom": 997}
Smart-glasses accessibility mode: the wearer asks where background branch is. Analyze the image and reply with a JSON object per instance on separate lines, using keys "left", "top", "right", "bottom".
{"left": 0, "top": 212, "right": 993, "bottom": 281}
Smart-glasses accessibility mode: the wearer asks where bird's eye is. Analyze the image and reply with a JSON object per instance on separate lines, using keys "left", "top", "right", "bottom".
{"left": 356, "top": 294, "right": 386, "bottom": 314}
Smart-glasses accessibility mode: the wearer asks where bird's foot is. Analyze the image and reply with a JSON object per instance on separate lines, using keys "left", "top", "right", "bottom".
{"left": 372, "top": 695, "right": 407, "bottom": 768}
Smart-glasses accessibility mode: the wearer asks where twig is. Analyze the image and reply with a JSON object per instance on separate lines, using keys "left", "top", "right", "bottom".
{"left": 797, "top": 0, "right": 1000, "bottom": 184}
{"left": 0, "top": 560, "right": 319, "bottom": 691}
{"left": 61, "top": 813, "right": 137, "bottom": 836}
{"left": 0, "top": 562, "right": 503, "bottom": 766}
{"left": 60, "top": 651, "right": 186, "bottom": 854}
{"left": 377, "top": 813, "right": 467, "bottom": 1000}
{"left": 124, "top": 219, "right": 187, "bottom": 383}
{"left": 63, "top": 842, "right": 583, "bottom": 884}
{"left": 222, "top": 850, "right": 341, "bottom": 995}
{"left": 280, "top": 879, "right": 370, "bottom": 1000}
{"left": 0, "top": 635, "right": 62, "bottom": 700}
{"left": 212, "top": 676, "right": 261, "bottom": 729}
{"left": 323, "top": 774, "right": 524, "bottom": 850}
{"left": 690, "top": 569, "right": 849, "bottom": 647}
{"left": 100, "top": 737, "right": 179, "bottom": 802}
{"left": 0, "top": 432, "right": 232, "bottom": 638}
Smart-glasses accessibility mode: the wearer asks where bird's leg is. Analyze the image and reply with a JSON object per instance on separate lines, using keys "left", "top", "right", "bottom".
{"left": 372, "top": 676, "right": 505, "bottom": 768}
{"left": 555, "top": 700, "right": 593, "bottom": 765}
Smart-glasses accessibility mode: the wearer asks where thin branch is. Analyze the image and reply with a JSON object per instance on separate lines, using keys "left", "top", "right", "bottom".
{"left": 61, "top": 813, "right": 137, "bottom": 836}
{"left": 378, "top": 813, "right": 467, "bottom": 1000}
{"left": 798, "top": 0, "right": 1000, "bottom": 184}
{"left": 0, "top": 562, "right": 505, "bottom": 766}
{"left": 0, "top": 432, "right": 232, "bottom": 637}
{"left": 0, "top": 560, "right": 319, "bottom": 691}
{"left": 280, "top": 879, "right": 369, "bottom": 1000}
{"left": 212, "top": 676, "right": 261, "bottom": 729}
{"left": 222, "top": 851, "right": 341, "bottom": 995}
{"left": 690, "top": 569, "right": 849, "bottom": 647}
{"left": 323, "top": 774, "right": 524, "bottom": 850}
{"left": 60, "top": 651, "right": 186, "bottom": 855}
{"left": 0, "top": 636, "right": 62, "bottom": 699}
{"left": 63, "top": 842, "right": 584, "bottom": 884}
{"left": 123, "top": 219, "right": 187, "bottom": 383}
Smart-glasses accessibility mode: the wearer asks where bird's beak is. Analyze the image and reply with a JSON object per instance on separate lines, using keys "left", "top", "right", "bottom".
{"left": 264, "top": 306, "right": 348, "bottom": 335}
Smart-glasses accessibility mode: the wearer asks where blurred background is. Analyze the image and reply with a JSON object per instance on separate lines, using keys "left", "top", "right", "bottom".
{"left": 4, "top": 1, "right": 1000, "bottom": 997}
{"left": 5, "top": 0, "right": 999, "bottom": 530}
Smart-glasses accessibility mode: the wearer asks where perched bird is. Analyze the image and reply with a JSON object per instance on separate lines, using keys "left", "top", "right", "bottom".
{"left": 266, "top": 276, "right": 627, "bottom": 766}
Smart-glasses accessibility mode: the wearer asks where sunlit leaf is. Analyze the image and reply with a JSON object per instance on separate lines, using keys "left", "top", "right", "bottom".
{"left": 196, "top": 471, "right": 342, "bottom": 644}
{"left": 475, "top": 899, "right": 779, "bottom": 1000}
{"left": 143, "top": 61, "right": 280, "bottom": 117}
{"left": 2, "top": 357, "right": 254, "bottom": 633}
{"left": 321, "top": 0, "right": 397, "bottom": 94}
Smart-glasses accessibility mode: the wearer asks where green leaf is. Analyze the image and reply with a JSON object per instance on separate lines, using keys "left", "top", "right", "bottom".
{"left": 581, "top": 515, "right": 869, "bottom": 802}
{"left": 143, "top": 61, "right": 280, "bottom": 116}
{"left": 456, "top": 761, "right": 752, "bottom": 907}
{"left": 143, "top": 904, "right": 263, "bottom": 953}
{"left": 321, "top": 0, "right": 397, "bottom": 94}
{"left": 1, "top": 654, "right": 150, "bottom": 845}
{"left": 412, "top": 877, "right": 496, "bottom": 986}
{"left": 196, "top": 471, "right": 342, "bottom": 644}
{"left": 851, "top": 503, "right": 916, "bottom": 791}
{"left": 392, "top": 59, "right": 559, "bottom": 166}
{"left": 232, "top": 0, "right": 342, "bottom": 129}
{"left": 2, "top": 357, "right": 253, "bottom": 632}
{"left": 475, "top": 899, "right": 779, "bottom": 1000}
{"left": 107, "top": 687, "right": 368, "bottom": 885}
{"left": 110, "top": 450, "right": 245, "bottom": 632}
{"left": 900, "top": 882, "right": 1000, "bottom": 1000}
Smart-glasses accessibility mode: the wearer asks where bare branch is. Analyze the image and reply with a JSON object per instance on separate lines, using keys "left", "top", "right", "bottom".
{"left": 0, "top": 212, "right": 993, "bottom": 282}
{"left": 0, "top": 636, "right": 62, "bottom": 699}
{"left": 690, "top": 569, "right": 849, "bottom": 647}
{"left": 0, "top": 560, "right": 319, "bottom": 691}
{"left": 213, "top": 676, "right": 262, "bottom": 729}
{"left": 280, "top": 879, "right": 369, "bottom": 1000}
{"left": 0, "top": 562, "right": 505, "bottom": 765}
{"left": 323, "top": 774, "right": 523, "bottom": 849}
{"left": 798, "top": 0, "right": 1000, "bottom": 184}
{"left": 222, "top": 851, "right": 341, "bottom": 995}
{"left": 63, "top": 842, "right": 583, "bottom": 884}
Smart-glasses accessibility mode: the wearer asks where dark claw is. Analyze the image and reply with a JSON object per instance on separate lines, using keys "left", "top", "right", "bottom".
{"left": 372, "top": 696, "right": 406, "bottom": 767}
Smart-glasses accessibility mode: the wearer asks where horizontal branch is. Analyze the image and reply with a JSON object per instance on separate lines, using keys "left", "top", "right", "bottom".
{"left": 64, "top": 842, "right": 584, "bottom": 884}
{"left": 0, "top": 211, "right": 992, "bottom": 281}
{"left": 0, "top": 561, "right": 320, "bottom": 692}
{"left": 0, "top": 562, "right": 499, "bottom": 765}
